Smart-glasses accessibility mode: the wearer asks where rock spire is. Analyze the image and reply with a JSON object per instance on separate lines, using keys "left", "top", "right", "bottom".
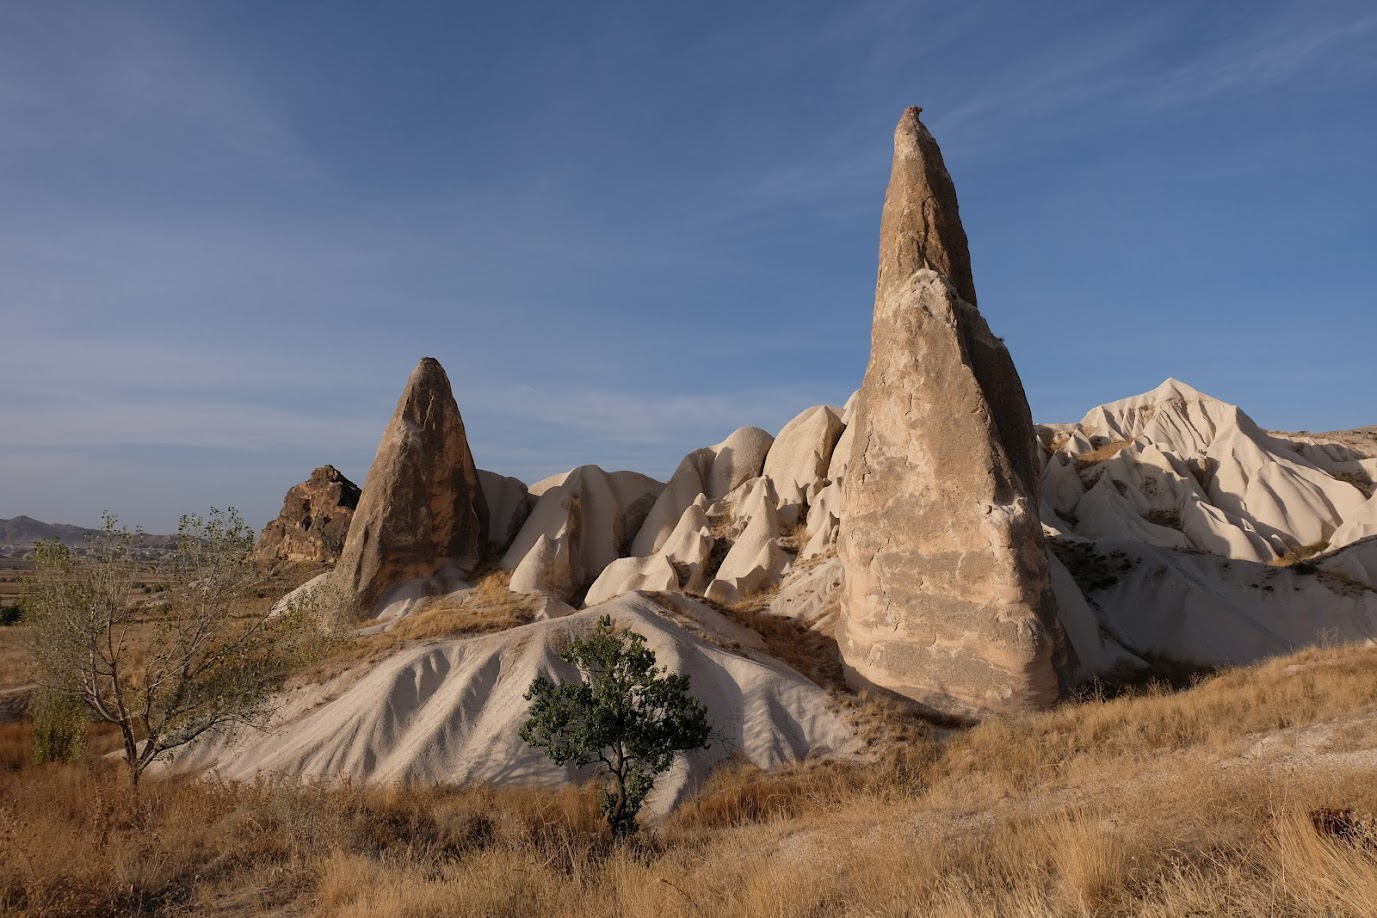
{"left": 876, "top": 105, "right": 977, "bottom": 308}
{"left": 333, "top": 357, "right": 488, "bottom": 612}
{"left": 837, "top": 107, "right": 1069, "bottom": 720}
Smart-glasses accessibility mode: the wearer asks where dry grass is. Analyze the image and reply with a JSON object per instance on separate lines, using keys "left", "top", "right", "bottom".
{"left": 1073, "top": 439, "right": 1131, "bottom": 470}
{"left": 387, "top": 569, "right": 537, "bottom": 642}
{"left": 295, "top": 570, "right": 538, "bottom": 682}
{"left": 0, "top": 627, "right": 32, "bottom": 691}
{"left": 1272, "top": 540, "right": 1331, "bottom": 568}
{"left": 705, "top": 591, "right": 847, "bottom": 691}
{"left": 4, "top": 642, "right": 1377, "bottom": 916}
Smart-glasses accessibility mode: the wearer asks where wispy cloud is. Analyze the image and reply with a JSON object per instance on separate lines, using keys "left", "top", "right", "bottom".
{"left": 932, "top": 15, "right": 1169, "bottom": 146}
{"left": 1143, "top": 8, "right": 1377, "bottom": 108}
{"left": 929, "top": 4, "right": 1377, "bottom": 152}
{"left": 0, "top": 4, "right": 316, "bottom": 178}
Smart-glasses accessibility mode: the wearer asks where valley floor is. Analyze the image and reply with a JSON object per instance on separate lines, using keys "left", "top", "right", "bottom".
{"left": 3, "top": 642, "right": 1377, "bottom": 916}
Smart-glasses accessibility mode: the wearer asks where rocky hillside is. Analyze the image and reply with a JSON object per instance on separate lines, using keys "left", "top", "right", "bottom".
{"left": 207, "top": 106, "right": 1377, "bottom": 799}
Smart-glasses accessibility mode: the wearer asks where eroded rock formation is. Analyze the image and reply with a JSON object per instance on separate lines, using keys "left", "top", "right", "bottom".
{"left": 256, "top": 465, "right": 361, "bottom": 563}
{"left": 838, "top": 107, "right": 1067, "bottom": 720}
{"left": 333, "top": 357, "right": 488, "bottom": 612}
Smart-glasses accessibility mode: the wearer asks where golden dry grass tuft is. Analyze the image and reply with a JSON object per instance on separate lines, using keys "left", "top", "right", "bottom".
{"left": 385, "top": 569, "right": 537, "bottom": 642}
{"left": 1073, "top": 439, "right": 1131, "bottom": 470}
{"left": 1271, "top": 539, "right": 1331, "bottom": 567}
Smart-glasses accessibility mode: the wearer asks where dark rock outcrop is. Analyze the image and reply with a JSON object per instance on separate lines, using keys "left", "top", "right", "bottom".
{"left": 255, "top": 466, "right": 361, "bottom": 563}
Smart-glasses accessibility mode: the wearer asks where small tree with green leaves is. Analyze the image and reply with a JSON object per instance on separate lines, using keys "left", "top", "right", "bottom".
{"left": 520, "top": 615, "right": 711, "bottom": 836}
{"left": 22, "top": 509, "right": 326, "bottom": 789}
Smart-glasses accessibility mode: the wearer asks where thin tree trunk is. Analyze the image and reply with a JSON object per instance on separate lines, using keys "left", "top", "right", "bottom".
{"left": 120, "top": 722, "right": 141, "bottom": 792}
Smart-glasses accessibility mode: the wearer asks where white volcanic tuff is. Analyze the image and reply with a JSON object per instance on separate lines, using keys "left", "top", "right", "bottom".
{"left": 1068, "top": 540, "right": 1377, "bottom": 667}
{"left": 704, "top": 477, "right": 793, "bottom": 606}
{"left": 1321, "top": 536, "right": 1377, "bottom": 589}
{"left": 762, "top": 405, "right": 845, "bottom": 495}
{"left": 1079, "top": 378, "right": 1222, "bottom": 447}
{"left": 584, "top": 499, "right": 715, "bottom": 606}
{"left": 1073, "top": 474, "right": 1192, "bottom": 550}
{"left": 1097, "top": 441, "right": 1279, "bottom": 562}
{"left": 1285, "top": 437, "right": 1377, "bottom": 485}
{"left": 1044, "top": 551, "right": 1142, "bottom": 681}
{"left": 630, "top": 427, "right": 774, "bottom": 558}
{"left": 590, "top": 408, "right": 850, "bottom": 609}
{"left": 477, "top": 470, "right": 533, "bottom": 553}
{"left": 1207, "top": 425, "right": 1365, "bottom": 547}
{"left": 501, "top": 466, "right": 664, "bottom": 602}
{"left": 767, "top": 554, "right": 844, "bottom": 626}
{"left": 1042, "top": 453, "right": 1085, "bottom": 520}
{"left": 168, "top": 592, "right": 856, "bottom": 813}
{"left": 1053, "top": 379, "right": 1369, "bottom": 558}
{"left": 1179, "top": 496, "right": 1281, "bottom": 562}
{"left": 1331, "top": 492, "right": 1377, "bottom": 549}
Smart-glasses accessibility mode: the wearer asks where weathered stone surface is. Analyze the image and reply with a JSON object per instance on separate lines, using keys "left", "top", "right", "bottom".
{"left": 704, "top": 477, "right": 792, "bottom": 606}
{"left": 838, "top": 108, "right": 1067, "bottom": 720}
{"left": 334, "top": 357, "right": 488, "bottom": 612}
{"left": 477, "top": 470, "right": 534, "bottom": 553}
{"left": 256, "top": 465, "right": 361, "bottom": 563}
{"left": 629, "top": 427, "right": 774, "bottom": 557}
{"left": 877, "top": 106, "right": 977, "bottom": 310}
{"left": 762, "top": 405, "right": 846, "bottom": 494}
{"left": 501, "top": 466, "right": 665, "bottom": 603}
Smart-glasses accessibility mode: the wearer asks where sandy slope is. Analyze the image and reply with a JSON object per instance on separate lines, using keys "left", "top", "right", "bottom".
{"left": 171, "top": 591, "right": 856, "bottom": 812}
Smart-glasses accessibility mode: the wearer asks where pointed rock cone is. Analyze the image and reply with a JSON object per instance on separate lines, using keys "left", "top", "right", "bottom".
{"left": 877, "top": 106, "right": 977, "bottom": 308}
{"left": 334, "top": 357, "right": 489, "bottom": 613}
{"left": 837, "top": 108, "right": 1070, "bottom": 720}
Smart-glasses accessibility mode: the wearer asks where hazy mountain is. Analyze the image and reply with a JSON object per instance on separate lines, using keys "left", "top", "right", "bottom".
{"left": 0, "top": 516, "right": 176, "bottom": 555}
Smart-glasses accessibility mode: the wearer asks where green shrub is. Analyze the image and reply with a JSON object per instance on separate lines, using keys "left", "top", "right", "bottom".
{"left": 521, "top": 615, "right": 712, "bottom": 836}
{"left": 32, "top": 689, "right": 88, "bottom": 765}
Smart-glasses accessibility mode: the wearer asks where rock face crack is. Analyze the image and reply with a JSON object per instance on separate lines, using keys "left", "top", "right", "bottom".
{"left": 837, "top": 107, "right": 1072, "bottom": 721}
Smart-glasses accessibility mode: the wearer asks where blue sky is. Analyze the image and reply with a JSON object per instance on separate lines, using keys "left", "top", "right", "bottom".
{"left": 2, "top": 1, "right": 1374, "bottom": 533}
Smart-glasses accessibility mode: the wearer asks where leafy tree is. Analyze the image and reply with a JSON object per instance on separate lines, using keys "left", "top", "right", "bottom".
{"left": 21, "top": 509, "right": 326, "bottom": 789}
{"left": 520, "top": 615, "right": 712, "bottom": 836}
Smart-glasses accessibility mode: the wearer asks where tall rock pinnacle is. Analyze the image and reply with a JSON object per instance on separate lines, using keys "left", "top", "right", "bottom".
{"left": 876, "top": 106, "right": 977, "bottom": 308}
{"left": 837, "top": 107, "right": 1069, "bottom": 720}
{"left": 333, "top": 357, "right": 488, "bottom": 612}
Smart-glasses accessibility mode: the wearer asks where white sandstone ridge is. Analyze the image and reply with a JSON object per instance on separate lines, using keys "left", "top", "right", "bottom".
{"left": 499, "top": 465, "right": 664, "bottom": 603}
{"left": 1049, "top": 538, "right": 1377, "bottom": 672}
{"left": 522, "top": 405, "right": 858, "bottom": 613}
{"left": 1040, "top": 378, "right": 1374, "bottom": 561}
{"left": 1037, "top": 379, "right": 1377, "bottom": 676}
{"left": 168, "top": 592, "right": 857, "bottom": 812}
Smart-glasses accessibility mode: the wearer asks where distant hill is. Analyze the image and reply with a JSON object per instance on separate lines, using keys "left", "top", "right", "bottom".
{"left": 0, "top": 516, "right": 176, "bottom": 556}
